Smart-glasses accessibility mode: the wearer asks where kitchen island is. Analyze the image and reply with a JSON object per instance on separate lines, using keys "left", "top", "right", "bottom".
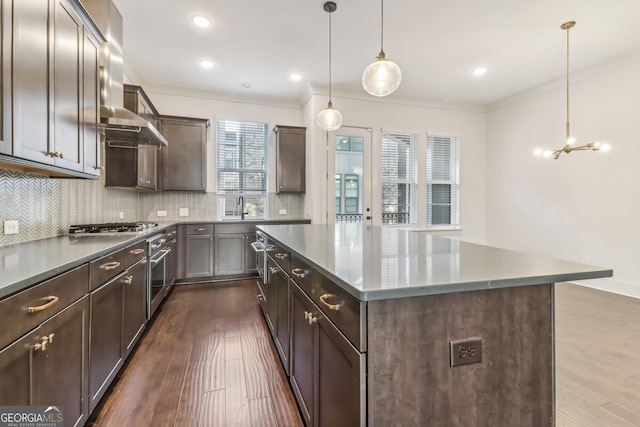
{"left": 258, "top": 223, "right": 612, "bottom": 426}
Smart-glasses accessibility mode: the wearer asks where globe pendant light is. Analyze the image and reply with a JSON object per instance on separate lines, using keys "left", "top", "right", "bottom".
{"left": 362, "top": 0, "right": 401, "bottom": 97}
{"left": 535, "top": 21, "right": 610, "bottom": 159}
{"left": 317, "top": 2, "right": 343, "bottom": 131}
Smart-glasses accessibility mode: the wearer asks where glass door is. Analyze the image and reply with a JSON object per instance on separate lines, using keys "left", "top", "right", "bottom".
{"left": 327, "top": 128, "right": 373, "bottom": 224}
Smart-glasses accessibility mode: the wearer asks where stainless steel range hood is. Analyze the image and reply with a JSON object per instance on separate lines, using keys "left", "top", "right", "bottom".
{"left": 99, "top": 106, "right": 168, "bottom": 146}
{"left": 80, "top": 0, "right": 168, "bottom": 147}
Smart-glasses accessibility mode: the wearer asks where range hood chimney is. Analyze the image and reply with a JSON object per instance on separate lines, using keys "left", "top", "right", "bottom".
{"left": 78, "top": 0, "right": 167, "bottom": 147}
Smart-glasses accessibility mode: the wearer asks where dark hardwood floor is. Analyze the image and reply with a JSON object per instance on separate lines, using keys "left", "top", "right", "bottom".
{"left": 86, "top": 279, "right": 302, "bottom": 427}
{"left": 87, "top": 280, "right": 640, "bottom": 426}
{"left": 555, "top": 283, "right": 640, "bottom": 427}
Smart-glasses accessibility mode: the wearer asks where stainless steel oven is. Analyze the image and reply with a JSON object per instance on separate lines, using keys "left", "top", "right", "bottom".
{"left": 147, "top": 232, "right": 171, "bottom": 319}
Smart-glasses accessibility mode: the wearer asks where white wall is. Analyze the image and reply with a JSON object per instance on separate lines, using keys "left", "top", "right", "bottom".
{"left": 486, "top": 58, "right": 640, "bottom": 297}
{"left": 304, "top": 91, "right": 488, "bottom": 244}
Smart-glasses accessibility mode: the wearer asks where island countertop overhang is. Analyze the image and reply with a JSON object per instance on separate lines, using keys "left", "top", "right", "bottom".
{"left": 257, "top": 224, "right": 613, "bottom": 301}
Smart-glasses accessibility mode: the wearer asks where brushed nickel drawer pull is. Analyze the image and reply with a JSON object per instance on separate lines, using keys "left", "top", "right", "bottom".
{"left": 195, "top": 228, "right": 206, "bottom": 232}
{"left": 129, "top": 248, "right": 145, "bottom": 255}
{"left": 100, "top": 261, "right": 121, "bottom": 271}
{"left": 291, "top": 268, "right": 306, "bottom": 278}
{"left": 270, "top": 267, "right": 278, "bottom": 274}
{"left": 319, "top": 293, "right": 341, "bottom": 311}
{"left": 304, "top": 311, "right": 318, "bottom": 325}
{"left": 33, "top": 333, "right": 55, "bottom": 351}
{"left": 123, "top": 275, "right": 134, "bottom": 285}
{"left": 274, "top": 253, "right": 287, "bottom": 260}
{"left": 27, "top": 296, "right": 59, "bottom": 314}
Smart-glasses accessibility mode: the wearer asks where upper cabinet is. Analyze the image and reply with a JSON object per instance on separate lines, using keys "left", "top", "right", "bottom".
{"left": 274, "top": 125, "right": 306, "bottom": 193}
{"left": 158, "top": 115, "right": 209, "bottom": 191}
{"left": 123, "top": 84, "right": 159, "bottom": 130}
{"left": 0, "top": 0, "right": 102, "bottom": 178}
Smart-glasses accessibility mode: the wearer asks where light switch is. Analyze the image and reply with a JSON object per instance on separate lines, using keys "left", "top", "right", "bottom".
{"left": 4, "top": 220, "right": 19, "bottom": 235}
{"left": 179, "top": 208, "right": 189, "bottom": 217}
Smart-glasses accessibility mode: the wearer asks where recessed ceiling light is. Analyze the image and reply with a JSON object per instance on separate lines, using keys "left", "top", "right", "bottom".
{"left": 473, "top": 67, "right": 488, "bottom": 76}
{"left": 289, "top": 73, "right": 303, "bottom": 81}
{"left": 191, "top": 15, "right": 211, "bottom": 28}
{"left": 199, "top": 59, "right": 214, "bottom": 69}
{"left": 241, "top": 82, "right": 251, "bottom": 88}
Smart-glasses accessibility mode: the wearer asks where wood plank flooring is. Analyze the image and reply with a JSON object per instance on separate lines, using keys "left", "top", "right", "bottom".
{"left": 555, "top": 282, "right": 640, "bottom": 427}
{"left": 87, "top": 280, "right": 640, "bottom": 426}
{"left": 86, "top": 279, "right": 302, "bottom": 427}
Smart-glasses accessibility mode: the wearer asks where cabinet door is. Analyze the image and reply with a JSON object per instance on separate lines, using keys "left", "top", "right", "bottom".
{"left": 317, "top": 313, "right": 365, "bottom": 427}
{"left": 185, "top": 234, "right": 214, "bottom": 278}
{"left": 159, "top": 117, "right": 208, "bottom": 191}
{"left": 214, "top": 233, "right": 245, "bottom": 276}
{"left": 89, "top": 274, "right": 125, "bottom": 411}
{"left": 137, "top": 144, "right": 157, "bottom": 190}
{"left": 265, "top": 258, "right": 278, "bottom": 334}
{"left": 290, "top": 282, "right": 315, "bottom": 426}
{"left": 82, "top": 27, "right": 100, "bottom": 175}
{"left": 244, "top": 232, "right": 257, "bottom": 274}
{"left": 122, "top": 259, "right": 147, "bottom": 358}
{"left": 0, "top": 327, "right": 38, "bottom": 405}
{"left": 12, "top": 0, "right": 51, "bottom": 163}
{"left": 32, "top": 296, "right": 90, "bottom": 427}
{"left": 0, "top": 0, "right": 11, "bottom": 155}
{"left": 52, "top": 0, "right": 83, "bottom": 172}
{"left": 272, "top": 262, "right": 290, "bottom": 374}
{"left": 275, "top": 125, "right": 306, "bottom": 193}
{"left": 167, "top": 235, "right": 178, "bottom": 285}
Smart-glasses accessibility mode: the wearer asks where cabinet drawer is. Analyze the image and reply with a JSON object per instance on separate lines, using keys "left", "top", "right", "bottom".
{"left": 268, "top": 240, "right": 290, "bottom": 272}
{"left": 0, "top": 264, "right": 89, "bottom": 349}
{"left": 290, "top": 254, "right": 314, "bottom": 296}
{"left": 125, "top": 241, "right": 147, "bottom": 267}
{"left": 185, "top": 224, "right": 214, "bottom": 235}
{"left": 90, "top": 248, "right": 127, "bottom": 290}
{"left": 215, "top": 223, "right": 255, "bottom": 234}
{"left": 313, "top": 272, "right": 365, "bottom": 352}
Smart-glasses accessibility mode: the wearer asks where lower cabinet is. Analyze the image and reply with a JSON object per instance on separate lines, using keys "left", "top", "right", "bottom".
{"left": 0, "top": 296, "right": 90, "bottom": 427}
{"left": 214, "top": 223, "right": 257, "bottom": 278}
{"left": 89, "top": 271, "right": 126, "bottom": 411}
{"left": 185, "top": 225, "right": 214, "bottom": 279}
{"left": 267, "top": 256, "right": 290, "bottom": 375}
{"left": 122, "top": 258, "right": 147, "bottom": 358}
{"left": 289, "top": 280, "right": 366, "bottom": 427}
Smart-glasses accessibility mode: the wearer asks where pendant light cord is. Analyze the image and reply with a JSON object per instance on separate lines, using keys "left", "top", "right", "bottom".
{"left": 329, "top": 9, "right": 332, "bottom": 102}
{"left": 380, "top": 0, "right": 384, "bottom": 53}
{"left": 565, "top": 24, "right": 570, "bottom": 141}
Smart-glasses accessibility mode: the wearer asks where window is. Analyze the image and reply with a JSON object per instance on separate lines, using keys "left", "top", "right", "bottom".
{"left": 381, "top": 132, "right": 418, "bottom": 225}
{"left": 426, "top": 135, "right": 460, "bottom": 226}
{"left": 216, "top": 119, "right": 268, "bottom": 193}
{"left": 216, "top": 119, "right": 268, "bottom": 218}
{"left": 335, "top": 136, "right": 364, "bottom": 223}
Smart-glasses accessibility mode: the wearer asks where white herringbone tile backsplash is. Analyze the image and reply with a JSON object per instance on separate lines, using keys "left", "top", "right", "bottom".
{"left": 0, "top": 168, "right": 305, "bottom": 248}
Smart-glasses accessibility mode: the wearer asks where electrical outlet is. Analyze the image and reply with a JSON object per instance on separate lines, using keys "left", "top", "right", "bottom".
{"left": 279, "top": 209, "right": 287, "bottom": 215}
{"left": 450, "top": 337, "right": 482, "bottom": 367}
{"left": 581, "top": 255, "right": 589, "bottom": 264}
{"left": 119, "top": 212, "right": 124, "bottom": 220}
{"left": 157, "top": 210, "right": 167, "bottom": 217}
{"left": 179, "top": 208, "right": 189, "bottom": 217}
{"left": 4, "top": 220, "right": 19, "bottom": 235}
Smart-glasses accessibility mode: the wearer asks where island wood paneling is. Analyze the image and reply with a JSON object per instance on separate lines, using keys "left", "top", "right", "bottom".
{"left": 367, "top": 283, "right": 554, "bottom": 426}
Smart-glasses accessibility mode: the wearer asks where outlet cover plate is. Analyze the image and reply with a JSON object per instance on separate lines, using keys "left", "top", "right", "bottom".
{"left": 450, "top": 337, "right": 482, "bottom": 367}
{"left": 4, "top": 220, "right": 19, "bottom": 235}
{"left": 179, "top": 208, "right": 189, "bottom": 217}
{"left": 157, "top": 210, "right": 167, "bottom": 217}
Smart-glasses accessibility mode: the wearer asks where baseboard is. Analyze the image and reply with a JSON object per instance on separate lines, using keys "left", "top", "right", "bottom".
{"left": 566, "top": 277, "right": 640, "bottom": 300}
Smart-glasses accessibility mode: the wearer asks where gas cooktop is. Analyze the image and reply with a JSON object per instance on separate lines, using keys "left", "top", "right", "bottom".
{"left": 69, "top": 222, "right": 158, "bottom": 234}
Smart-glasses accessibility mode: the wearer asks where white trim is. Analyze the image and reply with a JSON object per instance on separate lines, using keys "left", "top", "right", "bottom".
{"left": 566, "top": 277, "right": 640, "bottom": 300}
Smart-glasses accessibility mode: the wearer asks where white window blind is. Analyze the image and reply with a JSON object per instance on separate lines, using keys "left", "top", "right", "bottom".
{"left": 216, "top": 119, "right": 268, "bottom": 193}
{"left": 426, "top": 135, "right": 460, "bottom": 225}
{"left": 381, "top": 132, "right": 418, "bottom": 225}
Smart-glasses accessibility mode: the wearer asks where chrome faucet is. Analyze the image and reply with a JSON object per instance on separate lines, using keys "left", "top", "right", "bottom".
{"left": 237, "top": 196, "right": 245, "bottom": 219}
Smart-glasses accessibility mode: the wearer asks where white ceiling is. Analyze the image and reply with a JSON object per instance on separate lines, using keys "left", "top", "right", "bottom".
{"left": 111, "top": 0, "right": 640, "bottom": 106}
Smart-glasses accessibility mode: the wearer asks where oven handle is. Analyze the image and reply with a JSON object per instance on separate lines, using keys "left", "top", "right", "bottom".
{"left": 150, "top": 247, "right": 171, "bottom": 264}
{"left": 251, "top": 241, "right": 265, "bottom": 253}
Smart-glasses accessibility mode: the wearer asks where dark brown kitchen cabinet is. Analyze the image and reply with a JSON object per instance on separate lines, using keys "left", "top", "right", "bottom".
{"left": 185, "top": 224, "right": 214, "bottom": 279}
{"left": 290, "top": 281, "right": 365, "bottom": 427}
{"left": 266, "top": 256, "right": 290, "bottom": 375}
{"left": 166, "top": 227, "right": 178, "bottom": 286}
{"left": 274, "top": 125, "right": 306, "bottom": 193}
{"left": 0, "top": 262, "right": 90, "bottom": 427}
{"left": 0, "top": 0, "right": 12, "bottom": 156}
{"left": 105, "top": 143, "right": 158, "bottom": 190}
{"left": 123, "top": 84, "right": 160, "bottom": 129}
{"left": 0, "top": 0, "right": 102, "bottom": 178}
{"left": 122, "top": 258, "right": 147, "bottom": 359}
{"left": 214, "top": 223, "right": 257, "bottom": 278}
{"left": 158, "top": 115, "right": 209, "bottom": 191}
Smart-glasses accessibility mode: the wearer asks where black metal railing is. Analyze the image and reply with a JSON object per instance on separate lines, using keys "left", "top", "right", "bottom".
{"left": 335, "top": 213, "right": 411, "bottom": 224}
